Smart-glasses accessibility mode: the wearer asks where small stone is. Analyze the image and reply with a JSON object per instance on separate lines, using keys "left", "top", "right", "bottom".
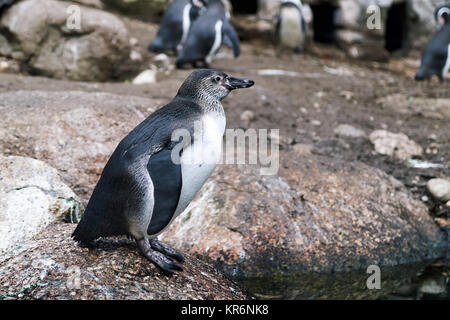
{"left": 129, "top": 37, "right": 139, "bottom": 46}
{"left": 311, "top": 120, "right": 321, "bottom": 126}
{"left": 369, "top": 130, "right": 423, "bottom": 160}
{"left": 446, "top": 200, "right": 450, "bottom": 208}
{"left": 421, "top": 195, "right": 428, "bottom": 202}
{"left": 292, "top": 144, "right": 314, "bottom": 155}
{"left": 427, "top": 179, "right": 450, "bottom": 202}
{"left": 333, "top": 124, "right": 366, "bottom": 138}
{"left": 153, "top": 53, "right": 171, "bottom": 72}
{"left": 240, "top": 110, "right": 255, "bottom": 123}
{"left": 130, "top": 50, "right": 142, "bottom": 62}
{"left": 132, "top": 69, "right": 157, "bottom": 84}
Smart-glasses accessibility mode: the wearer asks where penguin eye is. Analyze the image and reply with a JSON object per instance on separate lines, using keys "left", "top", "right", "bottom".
{"left": 215, "top": 76, "right": 221, "bottom": 82}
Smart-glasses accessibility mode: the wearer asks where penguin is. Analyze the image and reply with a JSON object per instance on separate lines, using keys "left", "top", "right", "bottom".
{"left": 72, "top": 69, "right": 254, "bottom": 274}
{"left": 415, "top": 11, "right": 450, "bottom": 82}
{"left": 0, "top": 0, "right": 16, "bottom": 14}
{"left": 435, "top": 2, "right": 450, "bottom": 29}
{"left": 148, "top": 0, "right": 207, "bottom": 54}
{"left": 176, "top": 0, "right": 240, "bottom": 69}
{"left": 275, "top": 0, "right": 307, "bottom": 54}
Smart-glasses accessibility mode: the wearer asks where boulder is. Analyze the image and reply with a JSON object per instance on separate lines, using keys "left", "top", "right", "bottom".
{"left": 0, "top": 223, "right": 247, "bottom": 300}
{"left": 0, "top": 155, "right": 82, "bottom": 259}
{"left": 0, "top": 0, "right": 130, "bottom": 81}
{"left": 0, "top": 90, "right": 163, "bottom": 199}
{"left": 161, "top": 154, "right": 446, "bottom": 277}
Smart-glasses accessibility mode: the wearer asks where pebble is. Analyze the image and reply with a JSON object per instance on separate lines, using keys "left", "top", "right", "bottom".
{"left": 240, "top": 110, "right": 255, "bottom": 123}
{"left": 333, "top": 124, "right": 366, "bottom": 138}
{"left": 427, "top": 179, "right": 450, "bottom": 202}
{"left": 132, "top": 69, "right": 157, "bottom": 84}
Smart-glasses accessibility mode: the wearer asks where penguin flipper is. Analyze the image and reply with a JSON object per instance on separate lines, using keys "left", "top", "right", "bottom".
{"left": 222, "top": 18, "right": 240, "bottom": 58}
{"left": 146, "top": 148, "right": 182, "bottom": 236}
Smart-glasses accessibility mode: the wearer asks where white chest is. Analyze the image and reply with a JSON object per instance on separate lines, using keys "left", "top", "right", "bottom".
{"left": 280, "top": 7, "right": 302, "bottom": 49}
{"left": 174, "top": 114, "right": 225, "bottom": 217}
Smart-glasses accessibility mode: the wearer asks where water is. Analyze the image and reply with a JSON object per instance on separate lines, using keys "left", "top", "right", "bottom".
{"left": 235, "top": 260, "right": 450, "bottom": 300}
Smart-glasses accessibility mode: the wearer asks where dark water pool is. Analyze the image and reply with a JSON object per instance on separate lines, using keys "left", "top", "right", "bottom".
{"left": 235, "top": 260, "right": 449, "bottom": 300}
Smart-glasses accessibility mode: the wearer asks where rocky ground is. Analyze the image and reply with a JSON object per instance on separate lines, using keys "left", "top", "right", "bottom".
{"left": 0, "top": 7, "right": 449, "bottom": 300}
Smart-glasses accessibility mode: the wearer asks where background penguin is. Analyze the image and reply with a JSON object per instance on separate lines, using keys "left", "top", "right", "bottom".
{"left": 176, "top": 0, "right": 240, "bottom": 68}
{"left": 148, "top": 0, "right": 207, "bottom": 54}
{"left": 72, "top": 69, "right": 254, "bottom": 274}
{"left": 435, "top": 2, "right": 450, "bottom": 29}
{"left": 415, "top": 10, "right": 450, "bottom": 82}
{"left": 0, "top": 0, "right": 16, "bottom": 14}
{"left": 275, "top": 0, "right": 307, "bottom": 54}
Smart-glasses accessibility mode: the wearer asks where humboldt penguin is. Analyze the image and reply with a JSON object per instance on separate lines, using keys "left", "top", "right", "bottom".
{"left": 435, "top": 2, "right": 450, "bottom": 29}
{"left": 176, "top": 0, "right": 240, "bottom": 68}
{"left": 415, "top": 10, "right": 450, "bottom": 82}
{"left": 72, "top": 69, "right": 254, "bottom": 274}
{"left": 276, "top": 0, "right": 307, "bottom": 54}
{"left": 148, "top": 0, "right": 207, "bottom": 54}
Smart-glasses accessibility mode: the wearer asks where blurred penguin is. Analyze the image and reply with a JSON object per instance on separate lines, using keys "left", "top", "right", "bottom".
{"left": 176, "top": 0, "right": 240, "bottom": 68}
{"left": 148, "top": 0, "right": 207, "bottom": 54}
{"left": 435, "top": 2, "right": 450, "bottom": 29}
{"left": 415, "top": 9, "right": 450, "bottom": 82}
{"left": 275, "top": 0, "right": 307, "bottom": 54}
{"left": 0, "top": 0, "right": 15, "bottom": 14}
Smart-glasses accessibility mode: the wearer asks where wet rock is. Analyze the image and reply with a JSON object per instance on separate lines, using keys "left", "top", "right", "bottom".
{"left": 132, "top": 69, "right": 157, "bottom": 84}
{"left": 0, "top": 223, "right": 247, "bottom": 300}
{"left": 0, "top": 0, "right": 130, "bottom": 81}
{"left": 427, "top": 179, "right": 450, "bottom": 203}
{"left": 0, "top": 90, "right": 161, "bottom": 200}
{"left": 0, "top": 155, "right": 82, "bottom": 258}
{"left": 334, "top": 124, "right": 366, "bottom": 138}
{"left": 161, "top": 154, "right": 446, "bottom": 278}
{"left": 369, "top": 130, "right": 423, "bottom": 160}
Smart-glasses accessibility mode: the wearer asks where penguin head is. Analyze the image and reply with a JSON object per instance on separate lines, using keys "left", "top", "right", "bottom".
{"left": 178, "top": 69, "right": 254, "bottom": 101}
{"left": 191, "top": 0, "right": 208, "bottom": 8}
{"left": 437, "top": 7, "right": 450, "bottom": 25}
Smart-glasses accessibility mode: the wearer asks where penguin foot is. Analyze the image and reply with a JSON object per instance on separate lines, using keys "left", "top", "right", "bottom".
{"left": 136, "top": 238, "right": 183, "bottom": 275}
{"left": 150, "top": 239, "right": 185, "bottom": 263}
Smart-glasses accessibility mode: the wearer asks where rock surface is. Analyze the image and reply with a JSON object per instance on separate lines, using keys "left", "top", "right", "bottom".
{"left": 101, "top": 0, "right": 171, "bottom": 20}
{"left": 0, "top": 155, "right": 82, "bottom": 258}
{"left": 427, "top": 179, "right": 450, "bottom": 203}
{"left": 0, "top": 90, "right": 162, "bottom": 199}
{"left": 0, "top": 0, "right": 130, "bottom": 81}
{"left": 0, "top": 223, "right": 247, "bottom": 300}
{"left": 369, "top": 130, "right": 423, "bottom": 160}
{"left": 161, "top": 154, "right": 446, "bottom": 277}
{"left": 334, "top": 124, "right": 366, "bottom": 138}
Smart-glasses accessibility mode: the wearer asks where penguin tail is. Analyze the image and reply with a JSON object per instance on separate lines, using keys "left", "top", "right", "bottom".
{"left": 71, "top": 217, "right": 98, "bottom": 245}
{"left": 148, "top": 38, "right": 165, "bottom": 52}
{"left": 414, "top": 67, "right": 428, "bottom": 81}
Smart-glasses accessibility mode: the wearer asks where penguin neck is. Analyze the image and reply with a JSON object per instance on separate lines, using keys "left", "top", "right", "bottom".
{"left": 193, "top": 92, "right": 225, "bottom": 115}
{"left": 177, "top": 93, "right": 225, "bottom": 116}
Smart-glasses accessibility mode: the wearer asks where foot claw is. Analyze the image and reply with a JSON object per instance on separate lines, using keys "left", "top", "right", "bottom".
{"left": 136, "top": 239, "right": 183, "bottom": 274}
{"left": 150, "top": 239, "right": 185, "bottom": 263}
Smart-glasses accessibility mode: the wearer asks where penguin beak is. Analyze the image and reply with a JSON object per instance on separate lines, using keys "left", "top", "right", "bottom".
{"left": 225, "top": 76, "right": 255, "bottom": 90}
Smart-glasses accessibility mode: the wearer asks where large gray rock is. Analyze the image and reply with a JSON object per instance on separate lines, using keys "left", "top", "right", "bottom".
{"left": 0, "top": 0, "right": 130, "bottom": 81}
{"left": 0, "top": 155, "right": 82, "bottom": 259}
{"left": 0, "top": 90, "right": 162, "bottom": 199}
{"left": 0, "top": 223, "right": 247, "bottom": 300}
{"left": 161, "top": 154, "right": 446, "bottom": 278}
